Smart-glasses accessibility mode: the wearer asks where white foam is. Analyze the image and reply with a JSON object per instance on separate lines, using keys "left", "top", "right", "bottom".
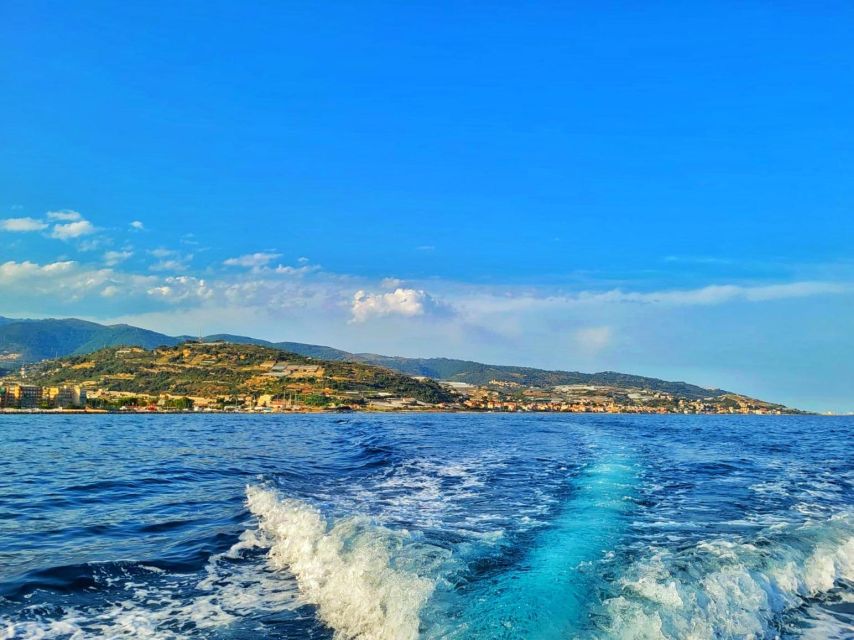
{"left": 246, "top": 485, "right": 437, "bottom": 640}
{"left": 0, "top": 530, "right": 302, "bottom": 639}
{"left": 599, "top": 512, "right": 854, "bottom": 639}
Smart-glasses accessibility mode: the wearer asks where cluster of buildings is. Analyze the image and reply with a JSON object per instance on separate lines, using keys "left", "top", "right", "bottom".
{"left": 450, "top": 382, "right": 788, "bottom": 414}
{"left": 0, "top": 368, "right": 789, "bottom": 415}
{"left": 0, "top": 383, "right": 88, "bottom": 410}
{"left": 459, "top": 393, "right": 785, "bottom": 414}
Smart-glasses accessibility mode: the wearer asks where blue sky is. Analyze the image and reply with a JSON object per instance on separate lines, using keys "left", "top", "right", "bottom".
{"left": 1, "top": 2, "right": 853, "bottom": 412}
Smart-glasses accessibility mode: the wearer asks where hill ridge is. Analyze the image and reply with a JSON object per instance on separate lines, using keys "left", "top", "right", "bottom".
{"left": 0, "top": 315, "right": 751, "bottom": 404}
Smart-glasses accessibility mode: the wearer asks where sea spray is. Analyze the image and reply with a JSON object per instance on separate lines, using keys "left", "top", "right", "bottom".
{"left": 597, "top": 511, "right": 854, "bottom": 639}
{"left": 245, "top": 485, "right": 437, "bottom": 640}
{"left": 446, "top": 455, "right": 637, "bottom": 639}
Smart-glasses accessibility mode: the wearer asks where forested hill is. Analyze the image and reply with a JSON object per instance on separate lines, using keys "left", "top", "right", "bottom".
{"left": 19, "top": 342, "right": 456, "bottom": 406}
{"left": 1, "top": 316, "right": 731, "bottom": 401}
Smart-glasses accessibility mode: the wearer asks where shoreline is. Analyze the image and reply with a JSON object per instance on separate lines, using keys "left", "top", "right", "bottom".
{"left": 0, "top": 408, "right": 814, "bottom": 416}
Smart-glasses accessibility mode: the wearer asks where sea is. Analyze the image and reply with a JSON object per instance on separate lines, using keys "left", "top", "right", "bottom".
{"left": 0, "top": 413, "right": 851, "bottom": 639}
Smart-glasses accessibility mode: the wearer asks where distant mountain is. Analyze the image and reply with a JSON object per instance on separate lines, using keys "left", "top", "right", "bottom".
{"left": 196, "top": 337, "right": 722, "bottom": 399}
{"left": 0, "top": 316, "right": 728, "bottom": 401}
{"left": 344, "top": 356, "right": 727, "bottom": 400}
{"left": 0, "top": 318, "right": 178, "bottom": 363}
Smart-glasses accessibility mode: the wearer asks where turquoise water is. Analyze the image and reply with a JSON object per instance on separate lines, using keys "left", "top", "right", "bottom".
{"left": 0, "top": 414, "right": 851, "bottom": 639}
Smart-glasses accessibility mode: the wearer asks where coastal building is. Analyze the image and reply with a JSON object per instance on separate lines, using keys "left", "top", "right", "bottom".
{"left": 10, "top": 384, "right": 43, "bottom": 409}
{"left": 45, "top": 385, "right": 87, "bottom": 408}
{"left": 0, "top": 383, "right": 87, "bottom": 409}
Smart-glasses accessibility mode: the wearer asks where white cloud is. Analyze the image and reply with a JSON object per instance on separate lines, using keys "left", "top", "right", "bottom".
{"left": 223, "top": 252, "right": 320, "bottom": 276}
{"left": 50, "top": 219, "right": 97, "bottom": 240}
{"left": 148, "top": 248, "right": 192, "bottom": 272}
{"left": 130, "top": 220, "right": 145, "bottom": 230}
{"left": 223, "top": 252, "right": 281, "bottom": 269}
{"left": 150, "top": 259, "right": 188, "bottom": 272}
{"left": 47, "top": 210, "right": 83, "bottom": 222}
{"left": 0, "top": 217, "right": 48, "bottom": 232}
{"left": 146, "top": 276, "right": 213, "bottom": 303}
{"left": 454, "top": 281, "right": 849, "bottom": 317}
{"left": 77, "top": 237, "right": 108, "bottom": 252}
{"left": 574, "top": 326, "right": 613, "bottom": 354}
{"left": 103, "top": 250, "right": 133, "bottom": 266}
{"left": 273, "top": 264, "right": 318, "bottom": 276}
{"left": 0, "top": 260, "right": 121, "bottom": 304}
{"left": 0, "top": 259, "right": 213, "bottom": 313}
{"left": 351, "top": 288, "right": 447, "bottom": 322}
{"left": 0, "top": 260, "right": 77, "bottom": 280}
{"left": 579, "top": 282, "right": 848, "bottom": 306}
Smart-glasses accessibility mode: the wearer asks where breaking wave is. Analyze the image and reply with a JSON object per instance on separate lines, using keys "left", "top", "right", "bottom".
{"left": 245, "top": 485, "right": 441, "bottom": 640}
{"left": 598, "top": 511, "right": 854, "bottom": 639}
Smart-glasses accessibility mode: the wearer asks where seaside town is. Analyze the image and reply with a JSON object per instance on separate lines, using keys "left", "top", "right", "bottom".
{"left": 0, "top": 341, "right": 795, "bottom": 414}
{"left": 0, "top": 379, "right": 795, "bottom": 415}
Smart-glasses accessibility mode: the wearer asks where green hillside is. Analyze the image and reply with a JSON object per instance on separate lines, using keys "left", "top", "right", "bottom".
{"left": 202, "top": 334, "right": 352, "bottom": 361}
{"left": 0, "top": 318, "right": 178, "bottom": 362}
{"left": 20, "top": 342, "right": 456, "bottom": 406}
{"left": 0, "top": 316, "right": 752, "bottom": 404}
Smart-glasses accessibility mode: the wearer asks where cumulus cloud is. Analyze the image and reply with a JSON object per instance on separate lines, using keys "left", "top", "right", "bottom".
{"left": 145, "top": 276, "right": 213, "bottom": 303}
{"left": 0, "top": 217, "right": 48, "bottom": 232}
{"left": 4, "top": 251, "right": 332, "bottom": 315}
{"left": 0, "top": 260, "right": 124, "bottom": 305}
{"left": 0, "top": 260, "right": 77, "bottom": 280}
{"left": 130, "top": 220, "right": 145, "bottom": 230}
{"left": 103, "top": 250, "right": 133, "bottom": 266}
{"left": 351, "top": 288, "right": 449, "bottom": 322}
{"left": 223, "top": 252, "right": 282, "bottom": 269}
{"left": 50, "top": 219, "right": 97, "bottom": 240}
{"left": 47, "top": 210, "right": 83, "bottom": 222}
{"left": 0, "top": 259, "right": 216, "bottom": 314}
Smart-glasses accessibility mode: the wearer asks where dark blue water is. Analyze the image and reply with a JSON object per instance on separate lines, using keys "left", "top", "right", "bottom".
{"left": 0, "top": 414, "right": 851, "bottom": 639}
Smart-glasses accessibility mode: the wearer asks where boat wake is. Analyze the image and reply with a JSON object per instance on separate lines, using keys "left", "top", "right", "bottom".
{"left": 0, "top": 531, "right": 301, "bottom": 639}
{"left": 598, "top": 510, "right": 854, "bottom": 639}
{"left": 438, "top": 456, "right": 638, "bottom": 639}
{"left": 246, "top": 485, "right": 442, "bottom": 640}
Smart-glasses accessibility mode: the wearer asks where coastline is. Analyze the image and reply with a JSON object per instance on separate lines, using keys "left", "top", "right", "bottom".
{"left": 0, "top": 407, "right": 813, "bottom": 416}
